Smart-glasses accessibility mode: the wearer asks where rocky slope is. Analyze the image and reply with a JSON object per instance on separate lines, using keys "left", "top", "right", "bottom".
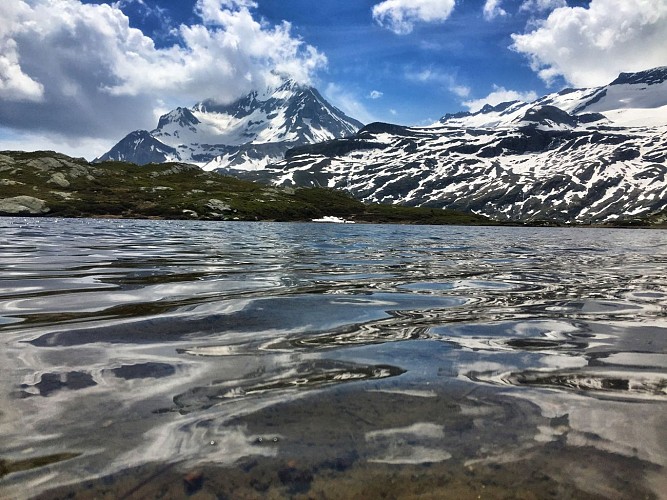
{"left": 261, "top": 67, "right": 667, "bottom": 223}
{"left": 97, "top": 80, "right": 363, "bottom": 172}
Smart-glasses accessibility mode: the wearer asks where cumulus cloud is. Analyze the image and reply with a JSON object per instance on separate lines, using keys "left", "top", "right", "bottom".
{"left": 406, "top": 67, "right": 470, "bottom": 98}
{"left": 372, "top": 0, "right": 456, "bottom": 35}
{"left": 519, "top": 0, "right": 567, "bottom": 13}
{"left": 0, "top": 0, "right": 326, "bottom": 158}
{"left": 463, "top": 85, "right": 538, "bottom": 112}
{"left": 512, "top": 0, "right": 667, "bottom": 87}
{"left": 368, "top": 90, "right": 384, "bottom": 99}
{"left": 483, "top": 0, "right": 507, "bottom": 21}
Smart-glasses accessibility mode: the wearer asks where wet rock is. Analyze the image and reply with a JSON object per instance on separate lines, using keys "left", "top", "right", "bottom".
{"left": 0, "top": 195, "right": 50, "bottom": 215}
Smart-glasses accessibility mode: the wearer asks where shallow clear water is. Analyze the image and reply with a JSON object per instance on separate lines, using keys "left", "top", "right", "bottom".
{"left": 0, "top": 218, "right": 666, "bottom": 498}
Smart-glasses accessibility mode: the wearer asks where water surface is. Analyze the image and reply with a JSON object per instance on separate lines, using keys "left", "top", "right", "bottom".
{"left": 0, "top": 219, "right": 666, "bottom": 498}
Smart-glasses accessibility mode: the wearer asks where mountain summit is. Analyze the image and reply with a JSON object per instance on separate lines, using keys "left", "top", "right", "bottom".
{"left": 97, "top": 80, "right": 363, "bottom": 171}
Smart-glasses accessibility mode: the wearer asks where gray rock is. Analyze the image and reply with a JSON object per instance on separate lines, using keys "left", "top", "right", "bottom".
{"left": 26, "top": 157, "right": 63, "bottom": 171}
{"left": 206, "top": 199, "right": 231, "bottom": 212}
{"left": 0, "top": 154, "right": 14, "bottom": 167}
{"left": 0, "top": 196, "right": 50, "bottom": 215}
{"left": 48, "top": 172, "right": 70, "bottom": 188}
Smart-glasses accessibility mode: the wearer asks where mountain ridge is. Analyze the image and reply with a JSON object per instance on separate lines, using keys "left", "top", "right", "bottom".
{"left": 260, "top": 67, "right": 667, "bottom": 223}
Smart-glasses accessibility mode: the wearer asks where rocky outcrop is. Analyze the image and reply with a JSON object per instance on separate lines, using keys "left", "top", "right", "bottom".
{"left": 0, "top": 196, "right": 50, "bottom": 215}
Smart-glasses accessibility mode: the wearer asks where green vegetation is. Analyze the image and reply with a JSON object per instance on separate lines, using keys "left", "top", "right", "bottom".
{"left": 618, "top": 209, "right": 667, "bottom": 227}
{"left": 0, "top": 151, "right": 493, "bottom": 225}
{"left": 1, "top": 453, "right": 79, "bottom": 478}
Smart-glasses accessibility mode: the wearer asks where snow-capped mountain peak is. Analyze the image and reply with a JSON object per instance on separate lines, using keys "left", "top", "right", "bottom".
{"left": 156, "top": 107, "right": 200, "bottom": 131}
{"left": 98, "top": 79, "right": 363, "bottom": 170}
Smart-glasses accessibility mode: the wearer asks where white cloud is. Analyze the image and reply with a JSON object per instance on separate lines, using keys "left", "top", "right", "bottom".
{"left": 512, "top": 0, "right": 667, "bottom": 87}
{"left": 0, "top": 0, "right": 326, "bottom": 159}
{"left": 372, "top": 0, "right": 456, "bottom": 35}
{"left": 519, "top": 0, "right": 567, "bottom": 13}
{"left": 463, "top": 85, "right": 538, "bottom": 112}
{"left": 483, "top": 0, "right": 507, "bottom": 21}
{"left": 368, "top": 90, "right": 384, "bottom": 99}
{"left": 389, "top": 109, "right": 398, "bottom": 115}
{"left": 406, "top": 67, "right": 471, "bottom": 98}
{"left": 0, "top": 127, "right": 115, "bottom": 160}
{"left": 324, "top": 83, "right": 376, "bottom": 124}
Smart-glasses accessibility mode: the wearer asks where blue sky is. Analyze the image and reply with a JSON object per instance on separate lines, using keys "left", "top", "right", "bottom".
{"left": 0, "top": 0, "right": 666, "bottom": 159}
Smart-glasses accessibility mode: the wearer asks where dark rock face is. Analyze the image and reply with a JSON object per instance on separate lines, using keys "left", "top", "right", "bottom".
{"left": 610, "top": 67, "right": 667, "bottom": 86}
{"left": 156, "top": 108, "right": 200, "bottom": 131}
{"left": 97, "top": 130, "right": 178, "bottom": 164}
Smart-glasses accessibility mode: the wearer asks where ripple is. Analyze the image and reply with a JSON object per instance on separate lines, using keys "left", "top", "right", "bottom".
{"left": 470, "top": 369, "right": 667, "bottom": 400}
{"left": 171, "top": 359, "right": 406, "bottom": 414}
{"left": 2, "top": 220, "right": 667, "bottom": 498}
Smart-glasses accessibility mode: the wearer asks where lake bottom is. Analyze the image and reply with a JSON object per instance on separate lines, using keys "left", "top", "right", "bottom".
{"left": 33, "top": 381, "right": 660, "bottom": 499}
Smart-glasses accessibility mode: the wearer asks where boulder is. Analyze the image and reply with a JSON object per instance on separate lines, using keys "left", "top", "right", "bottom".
{"left": 206, "top": 199, "right": 232, "bottom": 212}
{"left": 48, "top": 172, "right": 70, "bottom": 188}
{"left": 0, "top": 196, "right": 50, "bottom": 215}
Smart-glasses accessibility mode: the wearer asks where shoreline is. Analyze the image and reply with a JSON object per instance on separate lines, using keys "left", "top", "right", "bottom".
{"left": 0, "top": 213, "right": 664, "bottom": 229}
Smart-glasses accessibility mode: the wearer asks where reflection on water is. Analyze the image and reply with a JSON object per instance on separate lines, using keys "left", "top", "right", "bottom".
{"left": 0, "top": 218, "right": 666, "bottom": 498}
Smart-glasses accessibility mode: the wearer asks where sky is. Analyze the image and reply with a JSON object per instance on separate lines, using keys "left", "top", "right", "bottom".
{"left": 0, "top": 0, "right": 666, "bottom": 160}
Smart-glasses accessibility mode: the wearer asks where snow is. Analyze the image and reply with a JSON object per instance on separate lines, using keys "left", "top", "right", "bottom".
{"left": 601, "top": 105, "right": 667, "bottom": 127}
{"left": 440, "top": 74, "right": 667, "bottom": 129}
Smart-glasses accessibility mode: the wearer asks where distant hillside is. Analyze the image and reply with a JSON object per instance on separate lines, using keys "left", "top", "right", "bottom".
{"left": 0, "top": 151, "right": 490, "bottom": 225}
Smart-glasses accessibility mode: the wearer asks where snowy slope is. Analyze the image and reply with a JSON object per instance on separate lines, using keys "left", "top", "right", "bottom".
{"left": 438, "top": 67, "right": 667, "bottom": 129}
{"left": 262, "top": 68, "right": 667, "bottom": 223}
{"left": 97, "top": 80, "right": 363, "bottom": 171}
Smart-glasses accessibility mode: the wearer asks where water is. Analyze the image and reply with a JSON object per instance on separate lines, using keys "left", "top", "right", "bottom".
{"left": 0, "top": 218, "right": 666, "bottom": 498}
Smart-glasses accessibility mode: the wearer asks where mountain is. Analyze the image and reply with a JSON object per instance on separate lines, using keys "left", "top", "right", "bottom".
{"left": 439, "top": 66, "right": 667, "bottom": 129}
{"left": 261, "top": 67, "right": 667, "bottom": 223}
{"left": 97, "top": 80, "right": 363, "bottom": 171}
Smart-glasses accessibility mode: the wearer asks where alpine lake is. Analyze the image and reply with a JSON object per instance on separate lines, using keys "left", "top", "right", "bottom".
{"left": 0, "top": 218, "right": 666, "bottom": 499}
